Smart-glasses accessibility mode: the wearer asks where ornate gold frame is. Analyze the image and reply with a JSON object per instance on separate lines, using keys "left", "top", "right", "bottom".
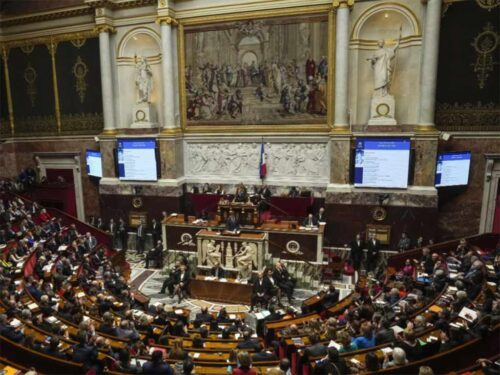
{"left": 177, "top": 4, "right": 335, "bottom": 133}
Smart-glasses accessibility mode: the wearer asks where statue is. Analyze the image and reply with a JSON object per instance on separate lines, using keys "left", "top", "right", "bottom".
{"left": 235, "top": 242, "right": 255, "bottom": 279}
{"left": 206, "top": 240, "right": 221, "bottom": 267}
{"left": 135, "top": 56, "right": 153, "bottom": 103}
{"left": 367, "top": 29, "right": 401, "bottom": 97}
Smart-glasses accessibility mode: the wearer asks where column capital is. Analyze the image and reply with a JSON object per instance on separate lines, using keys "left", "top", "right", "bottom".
{"left": 94, "top": 24, "right": 115, "bottom": 34}
{"left": 333, "top": 0, "right": 354, "bottom": 9}
{"left": 156, "top": 16, "right": 178, "bottom": 26}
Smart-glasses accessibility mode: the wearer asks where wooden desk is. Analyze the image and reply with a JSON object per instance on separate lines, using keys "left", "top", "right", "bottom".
{"left": 190, "top": 276, "right": 252, "bottom": 305}
{"left": 164, "top": 215, "right": 325, "bottom": 262}
{"left": 196, "top": 230, "right": 267, "bottom": 272}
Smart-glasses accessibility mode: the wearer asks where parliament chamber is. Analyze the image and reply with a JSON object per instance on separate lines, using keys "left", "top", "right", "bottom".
{"left": 0, "top": 0, "right": 499, "bottom": 374}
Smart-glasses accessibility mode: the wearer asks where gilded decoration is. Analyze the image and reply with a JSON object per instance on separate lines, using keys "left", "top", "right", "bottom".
{"left": 180, "top": 7, "right": 333, "bottom": 131}
{"left": 23, "top": 64, "right": 37, "bottom": 107}
{"left": 15, "top": 115, "right": 57, "bottom": 136}
{"left": 20, "top": 44, "right": 34, "bottom": 55}
{"left": 471, "top": 23, "right": 499, "bottom": 89}
{"left": 435, "top": 102, "right": 500, "bottom": 131}
{"left": 475, "top": 0, "right": 500, "bottom": 11}
{"left": 72, "top": 56, "right": 89, "bottom": 103}
{"left": 60, "top": 113, "right": 104, "bottom": 135}
{"left": 70, "top": 39, "right": 87, "bottom": 49}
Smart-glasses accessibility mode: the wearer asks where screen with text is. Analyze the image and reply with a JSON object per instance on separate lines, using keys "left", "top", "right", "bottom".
{"left": 435, "top": 151, "right": 471, "bottom": 187}
{"left": 117, "top": 139, "right": 157, "bottom": 181}
{"left": 86, "top": 150, "right": 102, "bottom": 178}
{"left": 354, "top": 138, "right": 411, "bottom": 188}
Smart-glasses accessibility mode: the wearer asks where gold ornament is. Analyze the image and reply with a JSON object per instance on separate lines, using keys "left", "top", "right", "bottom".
{"left": 72, "top": 56, "right": 88, "bottom": 103}
{"left": 23, "top": 63, "right": 37, "bottom": 107}
{"left": 471, "top": 23, "right": 499, "bottom": 89}
{"left": 372, "top": 206, "right": 387, "bottom": 222}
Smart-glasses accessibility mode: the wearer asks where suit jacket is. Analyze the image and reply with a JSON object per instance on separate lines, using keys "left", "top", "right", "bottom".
{"left": 71, "top": 343, "right": 98, "bottom": 369}
{"left": 366, "top": 239, "right": 380, "bottom": 259}
{"left": 142, "top": 362, "right": 173, "bottom": 375}
{"left": 0, "top": 323, "right": 24, "bottom": 342}
{"left": 136, "top": 225, "right": 145, "bottom": 239}
{"left": 177, "top": 271, "right": 190, "bottom": 287}
{"left": 303, "top": 216, "right": 318, "bottom": 227}
{"left": 236, "top": 338, "right": 261, "bottom": 351}
{"left": 226, "top": 217, "right": 240, "bottom": 231}
{"left": 251, "top": 351, "right": 278, "bottom": 362}
{"left": 323, "top": 290, "right": 340, "bottom": 307}
{"left": 304, "top": 343, "right": 327, "bottom": 361}
{"left": 253, "top": 278, "right": 269, "bottom": 296}
{"left": 375, "top": 328, "right": 395, "bottom": 345}
{"left": 350, "top": 239, "right": 365, "bottom": 261}
{"left": 210, "top": 266, "right": 225, "bottom": 279}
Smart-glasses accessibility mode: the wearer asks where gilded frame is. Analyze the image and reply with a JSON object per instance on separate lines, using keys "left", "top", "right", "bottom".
{"left": 177, "top": 4, "right": 335, "bottom": 133}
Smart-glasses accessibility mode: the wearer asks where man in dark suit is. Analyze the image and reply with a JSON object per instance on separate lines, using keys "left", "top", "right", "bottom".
{"left": 210, "top": 261, "right": 225, "bottom": 279}
{"left": 41, "top": 336, "right": 68, "bottom": 359}
{"left": 236, "top": 330, "right": 261, "bottom": 351}
{"left": 313, "top": 347, "right": 350, "bottom": 375}
{"left": 303, "top": 334, "right": 327, "bottom": 362}
{"left": 0, "top": 314, "right": 24, "bottom": 342}
{"left": 303, "top": 213, "right": 318, "bottom": 227}
{"left": 194, "top": 307, "right": 213, "bottom": 323}
{"left": 160, "top": 261, "right": 181, "bottom": 296}
{"left": 366, "top": 233, "right": 380, "bottom": 273}
{"left": 71, "top": 331, "right": 98, "bottom": 371}
{"left": 375, "top": 319, "right": 395, "bottom": 345}
{"left": 118, "top": 218, "right": 128, "bottom": 251}
{"left": 142, "top": 350, "right": 173, "bottom": 375}
{"left": 315, "top": 207, "right": 326, "bottom": 223}
{"left": 108, "top": 218, "right": 116, "bottom": 242}
{"left": 350, "top": 233, "right": 365, "bottom": 271}
{"left": 251, "top": 347, "right": 278, "bottom": 362}
{"left": 225, "top": 213, "right": 240, "bottom": 232}
{"left": 251, "top": 272, "right": 269, "bottom": 311}
{"left": 322, "top": 284, "right": 340, "bottom": 309}
{"left": 150, "top": 218, "right": 162, "bottom": 245}
{"left": 274, "top": 261, "right": 296, "bottom": 303}
{"left": 136, "top": 220, "right": 146, "bottom": 254}
{"left": 174, "top": 265, "right": 190, "bottom": 303}
{"left": 145, "top": 240, "right": 164, "bottom": 269}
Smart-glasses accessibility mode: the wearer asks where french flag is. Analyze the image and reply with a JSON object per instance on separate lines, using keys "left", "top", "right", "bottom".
{"left": 259, "top": 143, "right": 267, "bottom": 180}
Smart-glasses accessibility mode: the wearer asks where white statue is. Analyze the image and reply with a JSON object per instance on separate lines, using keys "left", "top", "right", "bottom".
{"left": 206, "top": 240, "right": 221, "bottom": 267}
{"left": 135, "top": 56, "right": 153, "bottom": 103}
{"left": 235, "top": 242, "right": 255, "bottom": 279}
{"left": 367, "top": 30, "right": 401, "bottom": 97}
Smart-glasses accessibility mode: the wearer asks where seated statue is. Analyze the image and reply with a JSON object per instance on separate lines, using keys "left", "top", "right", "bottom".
{"left": 206, "top": 240, "right": 221, "bottom": 267}
{"left": 235, "top": 242, "right": 255, "bottom": 279}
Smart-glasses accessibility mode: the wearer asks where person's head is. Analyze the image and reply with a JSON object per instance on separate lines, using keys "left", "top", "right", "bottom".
{"left": 337, "top": 330, "right": 352, "bottom": 347}
{"left": 419, "top": 366, "right": 434, "bottom": 375}
{"left": 151, "top": 350, "right": 163, "bottom": 364}
{"left": 327, "top": 347, "right": 339, "bottom": 362}
{"left": 360, "top": 321, "right": 373, "bottom": 339}
{"left": 392, "top": 347, "right": 407, "bottom": 365}
{"left": 280, "top": 358, "right": 290, "bottom": 372}
{"left": 422, "top": 247, "right": 430, "bottom": 256}
{"left": 365, "top": 351, "right": 380, "bottom": 371}
{"left": 403, "top": 328, "right": 415, "bottom": 343}
{"left": 309, "top": 333, "right": 320, "bottom": 345}
{"left": 118, "top": 348, "right": 131, "bottom": 364}
{"left": 49, "top": 336, "right": 60, "bottom": 351}
{"left": 414, "top": 315, "right": 425, "bottom": 327}
{"left": 183, "top": 358, "right": 194, "bottom": 375}
{"left": 237, "top": 351, "right": 251, "bottom": 369}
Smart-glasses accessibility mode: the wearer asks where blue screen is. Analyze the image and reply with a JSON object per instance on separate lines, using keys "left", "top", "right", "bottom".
{"left": 354, "top": 138, "right": 411, "bottom": 188}
{"left": 435, "top": 151, "right": 471, "bottom": 187}
{"left": 86, "top": 150, "right": 102, "bottom": 178}
{"left": 117, "top": 138, "right": 157, "bottom": 181}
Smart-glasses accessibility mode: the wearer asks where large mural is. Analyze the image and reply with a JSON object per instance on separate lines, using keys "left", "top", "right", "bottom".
{"left": 183, "top": 14, "right": 329, "bottom": 127}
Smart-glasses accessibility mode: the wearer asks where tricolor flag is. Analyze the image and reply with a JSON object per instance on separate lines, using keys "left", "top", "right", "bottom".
{"left": 259, "top": 143, "right": 267, "bottom": 180}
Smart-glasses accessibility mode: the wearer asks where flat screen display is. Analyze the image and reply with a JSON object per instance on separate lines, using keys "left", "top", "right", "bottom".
{"left": 117, "top": 139, "right": 158, "bottom": 181}
{"left": 354, "top": 138, "right": 411, "bottom": 188}
{"left": 86, "top": 150, "right": 102, "bottom": 178}
{"left": 435, "top": 151, "right": 471, "bottom": 187}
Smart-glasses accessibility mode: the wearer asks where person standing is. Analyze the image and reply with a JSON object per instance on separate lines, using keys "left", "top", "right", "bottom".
{"left": 118, "top": 218, "right": 128, "bottom": 251}
{"left": 366, "top": 233, "right": 380, "bottom": 273}
{"left": 136, "top": 220, "right": 145, "bottom": 254}
{"left": 350, "top": 233, "right": 365, "bottom": 271}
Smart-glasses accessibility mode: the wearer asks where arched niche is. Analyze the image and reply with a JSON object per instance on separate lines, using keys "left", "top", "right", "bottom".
{"left": 117, "top": 27, "right": 161, "bottom": 63}
{"left": 348, "top": 2, "right": 422, "bottom": 126}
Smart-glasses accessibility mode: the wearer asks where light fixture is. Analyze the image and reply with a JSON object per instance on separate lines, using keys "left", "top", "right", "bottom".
{"left": 384, "top": 13, "right": 389, "bottom": 18}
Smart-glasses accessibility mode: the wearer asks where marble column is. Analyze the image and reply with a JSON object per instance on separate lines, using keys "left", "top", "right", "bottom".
{"left": 98, "top": 26, "right": 116, "bottom": 133}
{"left": 333, "top": 0, "right": 352, "bottom": 129}
{"left": 172, "top": 26, "right": 180, "bottom": 127}
{"left": 418, "top": 0, "right": 442, "bottom": 129}
{"left": 159, "top": 17, "right": 177, "bottom": 129}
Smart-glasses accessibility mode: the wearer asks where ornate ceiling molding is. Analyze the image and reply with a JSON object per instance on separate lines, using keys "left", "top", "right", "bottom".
{"left": 0, "top": 5, "right": 93, "bottom": 28}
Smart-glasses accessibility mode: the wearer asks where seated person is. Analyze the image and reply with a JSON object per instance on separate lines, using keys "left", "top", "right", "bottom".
{"left": 226, "top": 213, "right": 240, "bottom": 232}
{"left": 0, "top": 313, "right": 24, "bottom": 342}
{"left": 174, "top": 265, "right": 190, "bottom": 303}
{"left": 236, "top": 330, "right": 261, "bottom": 351}
{"left": 251, "top": 272, "right": 269, "bottom": 311}
{"left": 322, "top": 284, "right": 340, "bottom": 309}
{"left": 142, "top": 350, "right": 173, "bottom": 375}
{"left": 288, "top": 186, "right": 300, "bottom": 198}
{"left": 194, "top": 307, "right": 213, "bottom": 323}
{"left": 233, "top": 351, "right": 257, "bottom": 375}
{"left": 202, "top": 183, "right": 212, "bottom": 193}
{"left": 210, "top": 261, "right": 225, "bottom": 279}
{"left": 234, "top": 184, "right": 248, "bottom": 203}
{"left": 303, "top": 333, "right": 327, "bottom": 362}
{"left": 303, "top": 213, "right": 318, "bottom": 227}
{"left": 352, "top": 322, "right": 375, "bottom": 349}
{"left": 145, "top": 240, "right": 164, "bottom": 269}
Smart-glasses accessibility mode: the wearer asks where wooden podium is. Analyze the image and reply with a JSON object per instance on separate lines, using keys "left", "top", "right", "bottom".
{"left": 217, "top": 201, "right": 259, "bottom": 227}
{"left": 196, "top": 229, "right": 267, "bottom": 273}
